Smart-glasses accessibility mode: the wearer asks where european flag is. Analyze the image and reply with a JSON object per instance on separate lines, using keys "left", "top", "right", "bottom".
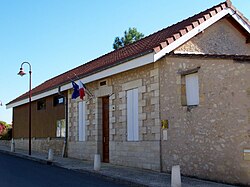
{"left": 71, "top": 81, "right": 79, "bottom": 99}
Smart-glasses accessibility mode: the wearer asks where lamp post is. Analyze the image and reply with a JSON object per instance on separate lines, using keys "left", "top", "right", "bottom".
{"left": 18, "top": 62, "right": 32, "bottom": 155}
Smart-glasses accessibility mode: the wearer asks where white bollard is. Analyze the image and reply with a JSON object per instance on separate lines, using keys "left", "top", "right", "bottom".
{"left": 94, "top": 154, "right": 101, "bottom": 171}
{"left": 48, "top": 149, "right": 54, "bottom": 161}
{"left": 171, "top": 165, "right": 181, "bottom": 187}
{"left": 11, "top": 138, "right": 15, "bottom": 152}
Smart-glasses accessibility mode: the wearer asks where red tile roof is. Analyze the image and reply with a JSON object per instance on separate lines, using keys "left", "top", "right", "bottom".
{"left": 7, "top": 0, "right": 250, "bottom": 105}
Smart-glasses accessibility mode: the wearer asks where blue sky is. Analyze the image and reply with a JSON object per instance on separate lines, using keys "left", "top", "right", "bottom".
{"left": 0, "top": 0, "right": 249, "bottom": 123}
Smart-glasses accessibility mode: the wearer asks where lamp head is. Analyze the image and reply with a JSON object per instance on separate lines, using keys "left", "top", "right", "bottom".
{"left": 17, "top": 67, "right": 26, "bottom": 76}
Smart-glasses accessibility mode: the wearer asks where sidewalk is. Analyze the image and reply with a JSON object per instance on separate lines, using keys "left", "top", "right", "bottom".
{"left": 0, "top": 145, "right": 237, "bottom": 187}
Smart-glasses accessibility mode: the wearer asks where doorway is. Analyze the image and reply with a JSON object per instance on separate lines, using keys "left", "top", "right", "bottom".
{"left": 102, "top": 96, "right": 109, "bottom": 163}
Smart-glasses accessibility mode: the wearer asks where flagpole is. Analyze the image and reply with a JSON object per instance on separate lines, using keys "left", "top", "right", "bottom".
{"left": 72, "top": 73, "right": 94, "bottom": 97}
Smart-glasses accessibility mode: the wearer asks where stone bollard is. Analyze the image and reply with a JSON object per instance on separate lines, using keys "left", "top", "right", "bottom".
{"left": 171, "top": 165, "right": 181, "bottom": 187}
{"left": 94, "top": 154, "right": 101, "bottom": 171}
{"left": 48, "top": 149, "right": 54, "bottom": 161}
{"left": 11, "top": 138, "right": 15, "bottom": 152}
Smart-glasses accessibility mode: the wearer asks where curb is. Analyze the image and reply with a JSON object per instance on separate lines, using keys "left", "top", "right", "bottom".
{"left": 49, "top": 161, "right": 147, "bottom": 187}
{"left": 0, "top": 149, "right": 51, "bottom": 165}
{"left": 0, "top": 149, "right": 146, "bottom": 187}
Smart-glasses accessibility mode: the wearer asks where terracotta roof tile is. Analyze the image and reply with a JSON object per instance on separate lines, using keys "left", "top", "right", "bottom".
{"left": 179, "top": 29, "right": 187, "bottom": 36}
{"left": 160, "top": 41, "right": 167, "bottom": 49}
{"left": 8, "top": 1, "right": 249, "bottom": 105}
{"left": 203, "top": 14, "right": 211, "bottom": 20}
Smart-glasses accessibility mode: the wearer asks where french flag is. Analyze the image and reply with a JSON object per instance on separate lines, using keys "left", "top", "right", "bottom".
{"left": 78, "top": 80, "right": 86, "bottom": 100}
{"left": 71, "top": 81, "right": 79, "bottom": 99}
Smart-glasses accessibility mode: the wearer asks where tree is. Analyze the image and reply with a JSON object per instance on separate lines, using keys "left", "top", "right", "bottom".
{"left": 0, "top": 121, "right": 12, "bottom": 140}
{"left": 113, "top": 27, "right": 144, "bottom": 50}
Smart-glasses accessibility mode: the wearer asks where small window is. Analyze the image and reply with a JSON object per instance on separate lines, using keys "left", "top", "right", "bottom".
{"left": 100, "top": 80, "right": 107, "bottom": 86}
{"left": 37, "top": 99, "right": 46, "bottom": 110}
{"left": 54, "top": 96, "right": 64, "bottom": 106}
{"left": 181, "top": 73, "right": 199, "bottom": 106}
{"left": 56, "top": 119, "right": 66, "bottom": 138}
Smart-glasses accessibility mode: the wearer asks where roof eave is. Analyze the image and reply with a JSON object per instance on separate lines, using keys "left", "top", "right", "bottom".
{"left": 154, "top": 8, "right": 250, "bottom": 62}
{"left": 6, "top": 50, "right": 155, "bottom": 109}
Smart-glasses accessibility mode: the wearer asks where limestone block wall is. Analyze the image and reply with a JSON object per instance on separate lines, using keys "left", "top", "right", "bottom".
{"left": 13, "top": 138, "right": 64, "bottom": 155}
{"left": 159, "top": 56, "right": 250, "bottom": 185}
{"left": 67, "top": 63, "right": 161, "bottom": 170}
{"left": 67, "top": 82, "right": 100, "bottom": 160}
{"left": 68, "top": 141, "right": 97, "bottom": 160}
{"left": 109, "top": 63, "right": 161, "bottom": 170}
{"left": 175, "top": 19, "right": 250, "bottom": 55}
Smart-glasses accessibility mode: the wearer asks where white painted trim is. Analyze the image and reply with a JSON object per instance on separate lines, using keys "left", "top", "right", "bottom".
{"left": 228, "top": 9, "right": 250, "bottom": 34}
{"left": 244, "top": 149, "right": 250, "bottom": 153}
{"left": 7, "top": 53, "right": 154, "bottom": 109}
{"left": 6, "top": 88, "right": 59, "bottom": 109}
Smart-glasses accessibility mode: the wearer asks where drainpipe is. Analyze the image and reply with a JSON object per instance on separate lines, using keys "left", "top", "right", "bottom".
{"left": 160, "top": 126, "right": 163, "bottom": 172}
{"left": 58, "top": 86, "right": 68, "bottom": 157}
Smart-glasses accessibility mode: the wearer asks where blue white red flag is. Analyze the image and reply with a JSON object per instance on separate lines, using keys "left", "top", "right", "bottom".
{"left": 78, "top": 80, "right": 85, "bottom": 100}
{"left": 71, "top": 81, "right": 79, "bottom": 99}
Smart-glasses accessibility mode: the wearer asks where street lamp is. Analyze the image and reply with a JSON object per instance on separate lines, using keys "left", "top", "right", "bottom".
{"left": 18, "top": 62, "right": 32, "bottom": 155}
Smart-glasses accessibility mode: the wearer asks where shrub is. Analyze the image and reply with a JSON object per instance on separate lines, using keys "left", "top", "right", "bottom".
{"left": 0, "top": 121, "right": 12, "bottom": 140}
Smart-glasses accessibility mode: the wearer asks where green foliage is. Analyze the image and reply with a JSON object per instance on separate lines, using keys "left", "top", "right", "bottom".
{"left": 113, "top": 27, "right": 144, "bottom": 50}
{"left": 0, "top": 121, "right": 7, "bottom": 126}
{"left": 0, "top": 121, "right": 12, "bottom": 140}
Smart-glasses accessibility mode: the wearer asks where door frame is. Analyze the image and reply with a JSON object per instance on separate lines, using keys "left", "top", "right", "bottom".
{"left": 102, "top": 96, "right": 109, "bottom": 163}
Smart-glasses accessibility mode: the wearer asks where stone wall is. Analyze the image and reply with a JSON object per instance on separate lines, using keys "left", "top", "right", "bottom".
{"left": 67, "top": 63, "right": 161, "bottom": 170}
{"left": 175, "top": 19, "right": 250, "bottom": 55}
{"left": 159, "top": 56, "right": 250, "bottom": 185}
{"left": 13, "top": 138, "right": 64, "bottom": 155}
{"left": 109, "top": 63, "right": 161, "bottom": 170}
{"left": 66, "top": 13, "right": 250, "bottom": 183}
{"left": 67, "top": 141, "right": 97, "bottom": 160}
{"left": 0, "top": 140, "right": 10, "bottom": 147}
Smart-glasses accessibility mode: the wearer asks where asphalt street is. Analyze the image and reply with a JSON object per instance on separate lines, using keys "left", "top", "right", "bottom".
{"left": 0, "top": 152, "right": 129, "bottom": 187}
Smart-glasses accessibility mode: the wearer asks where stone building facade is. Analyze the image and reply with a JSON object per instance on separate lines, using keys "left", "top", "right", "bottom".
{"left": 6, "top": 1, "right": 250, "bottom": 186}
{"left": 66, "top": 18, "right": 250, "bottom": 184}
{"left": 67, "top": 63, "right": 161, "bottom": 170}
{"left": 157, "top": 19, "right": 250, "bottom": 184}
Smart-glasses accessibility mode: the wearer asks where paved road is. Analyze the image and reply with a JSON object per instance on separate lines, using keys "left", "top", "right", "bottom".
{"left": 0, "top": 152, "right": 129, "bottom": 187}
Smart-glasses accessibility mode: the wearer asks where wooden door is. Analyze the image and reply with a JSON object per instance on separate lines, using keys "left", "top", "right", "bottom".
{"left": 102, "top": 96, "right": 109, "bottom": 163}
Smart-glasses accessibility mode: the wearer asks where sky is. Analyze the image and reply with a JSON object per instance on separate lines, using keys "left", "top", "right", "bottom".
{"left": 0, "top": 0, "right": 249, "bottom": 124}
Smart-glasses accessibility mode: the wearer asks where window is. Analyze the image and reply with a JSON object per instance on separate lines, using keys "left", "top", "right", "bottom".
{"left": 182, "top": 73, "right": 199, "bottom": 106}
{"left": 127, "top": 88, "right": 139, "bottom": 141}
{"left": 53, "top": 96, "right": 64, "bottom": 106}
{"left": 78, "top": 101, "right": 86, "bottom": 141}
{"left": 100, "top": 80, "right": 107, "bottom": 86}
{"left": 37, "top": 99, "right": 46, "bottom": 110}
{"left": 56, "top": 119, "right": 66, "bottom": 138}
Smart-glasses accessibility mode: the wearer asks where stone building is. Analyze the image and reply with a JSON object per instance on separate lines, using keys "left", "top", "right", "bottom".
{"left": 6, "top": 0, "right": 250, "bottom": 185}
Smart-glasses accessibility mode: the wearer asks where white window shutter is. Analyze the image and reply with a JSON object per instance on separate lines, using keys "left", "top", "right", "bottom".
{"left": 78, "top": 101, "right": 86, "bottom": 141}
{"left": 185, "top": 73, "right": 199, "bottom": 106}
{"left": 133, "top": 88, "right": 139, "bottom": 141}
{"left": 82, "top": 101, "right": 86, "bottom": 141}
{"left": 127, "top": 89, "right": 134, "bottom": 141}
{"left": 127, "top": 88, "right": 139, "bottom": 141}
